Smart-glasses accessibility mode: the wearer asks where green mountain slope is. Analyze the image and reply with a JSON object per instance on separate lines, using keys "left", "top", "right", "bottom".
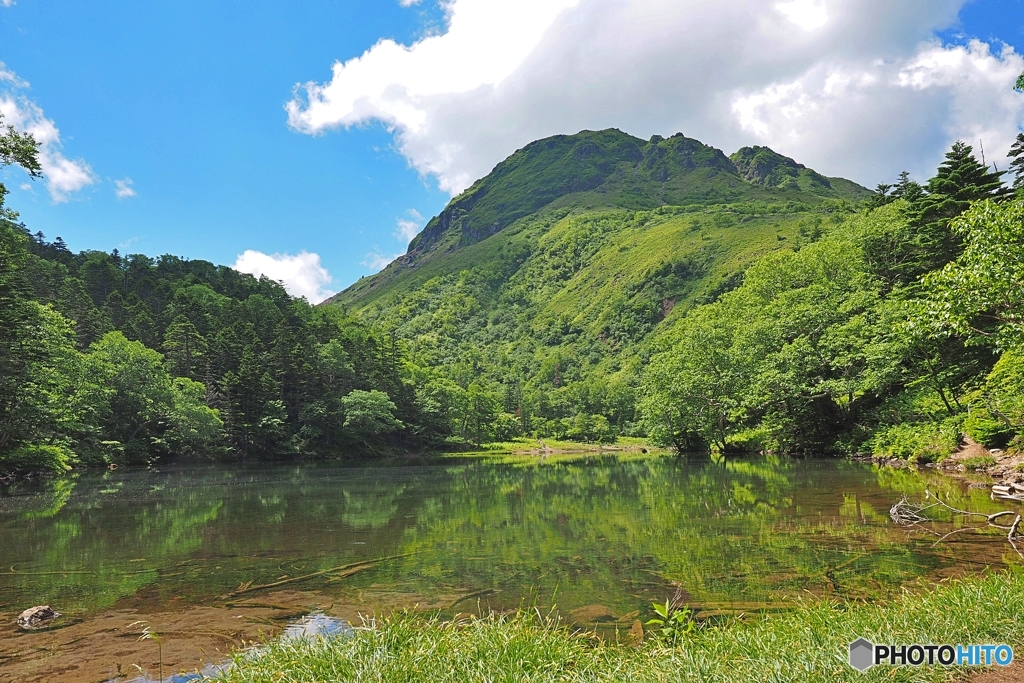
{"left": 327, "top": 129, "right": 871, "bottom": 438}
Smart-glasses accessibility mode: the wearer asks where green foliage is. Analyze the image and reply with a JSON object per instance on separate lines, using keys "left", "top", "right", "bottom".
{"left": 1008, "top": 133, "right": 1024, "bottom": 192}
{"left": 961, "top": 454, "right": 997, "bottom": 471}
{"left": 925, "top": 199, "right": 1024, "bottom": 350}
{"left": 901, "top": 141, "right": 1010, "bottom": 277}
{"left": 0, "top": 444, "right": 76, "bottom": 474}
{"left": 964, "top": 350, "right": 1024, "bottom": 447}
{"left": 167, "top": 377, "right": 224, "bottom": 457}
{"left": 341, "top": 390, "right": 404, "bottom": 438}
{"left": 8, "top": 127, "right": 1024, "bottom": 463}
{"left": 399, "top": 130, "right": 869, "bottom": 258}
{"left": 869, "top": 420, "right": 961, "bottom": 463}
{"left": 2, "top": 210, "right": 424, "bottom": 464}
{"left": 0, "top": 111, "right": 43, "bottom": 221}
{"left": 331, "top": 130, "right": 870, "bottom": 451}
{"left": 642, "top": 222, "right": 883, "bottom": 453}
{"left": 646, "top": 599, "right": 697, "bottom": 645}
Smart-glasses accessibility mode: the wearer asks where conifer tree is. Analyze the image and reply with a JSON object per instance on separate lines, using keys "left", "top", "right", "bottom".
{"left": 904, "top": 141, "right": 1009, "bottom": 275}
{"left": 1007, "top": 133, "right": 1024, "bottom": 194}
{"left": 891, "top": 171, "right": 924, "bottom": 202}
{"left": 163, "top": 315, "right": 207, "bottom": 380}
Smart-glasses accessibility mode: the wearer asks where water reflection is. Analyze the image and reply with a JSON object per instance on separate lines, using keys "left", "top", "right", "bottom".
{"left": 0, "top": 455, "right": 1013, "bottom": 626}
{"left": 282, "top": 611, "right": 354, "bottom": 641}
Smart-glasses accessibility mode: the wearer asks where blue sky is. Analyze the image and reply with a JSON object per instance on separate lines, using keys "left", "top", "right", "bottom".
{"left": 1, "top": 0, "right": 1023, "bottom": 301}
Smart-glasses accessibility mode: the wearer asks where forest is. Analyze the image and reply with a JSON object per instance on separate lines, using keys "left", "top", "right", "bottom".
{"left": 2, "top": 111, "right": 1024, "bottom": 472}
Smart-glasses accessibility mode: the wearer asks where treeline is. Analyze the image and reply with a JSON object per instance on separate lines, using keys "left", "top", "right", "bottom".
{"left": 640, "top": 139, "right": 1024, "bottom": 458}
{"left": 1, "top": 217, "right": 434, "bottom": 472}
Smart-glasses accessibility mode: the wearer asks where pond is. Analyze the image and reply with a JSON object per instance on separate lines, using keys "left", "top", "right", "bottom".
{"left": 0, "top": 453, "right": 1016, "bottom": 682}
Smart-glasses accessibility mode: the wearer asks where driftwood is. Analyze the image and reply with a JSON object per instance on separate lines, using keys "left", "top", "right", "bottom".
{"left": 992, "top": 484, "right": 1024, "bottom": 502}
{"left": 890, "top": 490, "right": 1024, "bottom": 558}
{"left": 222, "top": 552, "right": 415, "bottom": 598}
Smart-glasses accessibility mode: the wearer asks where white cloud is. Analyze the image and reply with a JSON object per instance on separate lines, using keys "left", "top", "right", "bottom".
{"left": 399, "top": 0, "right": 424, "bottom": 5}
{"left": 732, "top": 40, "right": 1024, "bottom": 182}
{"left": 0, "top": 62, "right": 28, "bottom": 88}
{"left": 0, "top": 65, "right": 97, "bottom": 202}
{"left": 19, "top": 183, "right": 31, "bottom": 192}
{"left": 1, "top": 1, "right": 15, "bottom": 8}
{"left": 775, "top": 0, "right": 829, "bottom": 32}
{"left": 362, "top": 250, "right": 404, "bottom": 273}
{"left": 286, "top": 0, "right": 1024, "bottom": 192}
{"left": 395, "top": 208, "right": 424, "bottom": 245}
{"left": 286, "top": 0, "right": 581, "bottom": 193}
{"left": 114, "top": 177, "right": 136, "bottom": 198}
{"left": 232, "top": 250, "right": 337, "bottom": 303}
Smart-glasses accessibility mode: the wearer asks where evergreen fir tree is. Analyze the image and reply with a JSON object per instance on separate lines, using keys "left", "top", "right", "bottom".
{"left": 891, "top": 171, "right": 924, "bottom": 202}
{"left": 904, "top": 141, "right": 1010, "bottom": 274}
{"left": 163, "top": 315, "right": 207, "bottom": 380}
{"left": 1007, "top": 133, "right": 1024, "bottom": 194}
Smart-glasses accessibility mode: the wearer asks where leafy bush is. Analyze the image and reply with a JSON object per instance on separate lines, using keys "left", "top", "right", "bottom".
{"left": 0, "top": 444, "right": 76, "bottom": 473}
{"left": 964, "top": 350, "right": 1024, "bottom": 448}
{"left": 962, "top": 455, "right": 997, "bottom": 471}
{"left": 869, "top": 419, "right": 960, "bottom": 462}
{"left": 493, "top": 412, "right": 523, "bottom": 441}
{"left": 341, "top": 390, "right": 403, "bottom": 438}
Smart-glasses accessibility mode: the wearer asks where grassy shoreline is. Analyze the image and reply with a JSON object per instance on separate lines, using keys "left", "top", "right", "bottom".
{"left": 217, "top": 569, "right": 1024, "bottom": 682}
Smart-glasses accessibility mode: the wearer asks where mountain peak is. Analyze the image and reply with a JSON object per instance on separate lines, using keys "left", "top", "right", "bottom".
{"left": 331, "top": 129, "right": 871, "bottom": 306}
{"left": 729, "top": 146, "right": 833, "bottom": 193}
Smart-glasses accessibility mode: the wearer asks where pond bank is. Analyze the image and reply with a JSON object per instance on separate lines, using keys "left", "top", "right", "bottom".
{"left": 215, "top": 569, "right": 1024, "bottom": 683}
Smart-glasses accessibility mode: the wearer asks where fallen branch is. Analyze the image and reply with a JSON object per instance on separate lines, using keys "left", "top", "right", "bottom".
{"left": 890, "top": 491, "right": 1024, "bottom": 556}
{"left": 449, "top": 588, "right": 500, "bottom": 610}
{"left": 222, "top": 552, "right": 414, "bottom": 598}
{"left": 891, "top": 491, "right": 1018, "bottom": 528}
{"left": 8, "top": 566, "right": 96, "bottom": 576}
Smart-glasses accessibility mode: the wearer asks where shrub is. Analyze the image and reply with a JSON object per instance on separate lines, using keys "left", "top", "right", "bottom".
{"left": 0, "top": 444, "right": 76, "bottom": 474}
{"left": 964, "top": 410, "right": 1014, "bottom": 449}
{"left": 869, "top": 419, "right": 960, "bottom": 462}
{"left": 962, "top": 455, "right": 997, "bottom": 471}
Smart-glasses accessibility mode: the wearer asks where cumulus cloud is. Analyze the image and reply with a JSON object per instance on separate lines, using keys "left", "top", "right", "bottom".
{"left": 0, "top": 66, "right": 97, "bottom": 202}
{"left": 232, "top": 250, "right": 337, "bottom": 303}
{"left": 114, "top": 177, "right": 136, "bottom": 198}
{"left": 1, "top": 1, "right": 14, "bottom": 8}
{"left": 286, "top": 0, "right": 1024, "bottom": 193}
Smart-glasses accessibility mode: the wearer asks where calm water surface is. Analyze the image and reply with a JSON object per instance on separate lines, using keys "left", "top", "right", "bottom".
{"left": 0, "top": 453, "right": 1015, "bottom": 624}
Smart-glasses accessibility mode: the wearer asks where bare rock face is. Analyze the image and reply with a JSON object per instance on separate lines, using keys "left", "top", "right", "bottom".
{"left": 17, "top": 605, "right": 60, "bottom": 630}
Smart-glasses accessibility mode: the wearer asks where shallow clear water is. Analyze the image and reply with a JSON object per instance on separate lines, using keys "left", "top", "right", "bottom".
{"left": 0, "top": 454, "right": 1015, "bottom": 626}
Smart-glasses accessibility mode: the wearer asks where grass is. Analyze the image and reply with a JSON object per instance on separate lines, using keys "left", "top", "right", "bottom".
{"left": 962, "top": 455, "right": 998, "bottom": 471}
{"left": 217, "top": 569, "right": 1024, "bottom": 682}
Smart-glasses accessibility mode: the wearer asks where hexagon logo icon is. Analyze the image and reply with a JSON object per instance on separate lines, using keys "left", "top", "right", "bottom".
{"left": 849, "top": 638, "right": 874, "bottom": 671}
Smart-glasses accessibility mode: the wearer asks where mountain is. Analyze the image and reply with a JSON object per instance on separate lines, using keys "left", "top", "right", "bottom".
{"left": 332, "top": 129, "right": 869, "bottom": 307}
{"left": 326, "top": 129, "right": 872, "bottom": 436}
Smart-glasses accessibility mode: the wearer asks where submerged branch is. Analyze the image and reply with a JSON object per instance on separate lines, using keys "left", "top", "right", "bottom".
{"left": 222, "top": 552, "right": 417, "bottom": 598}
{"left": 890, "top": 490, "right": 1024, "bottom": 555}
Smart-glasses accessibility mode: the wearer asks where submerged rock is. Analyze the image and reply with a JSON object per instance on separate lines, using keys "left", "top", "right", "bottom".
{"left": 570, "top": 604, "right": 615, "bottom": 623}
{"left": 17, "top": 605, "right": 61, "bottom": 630}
